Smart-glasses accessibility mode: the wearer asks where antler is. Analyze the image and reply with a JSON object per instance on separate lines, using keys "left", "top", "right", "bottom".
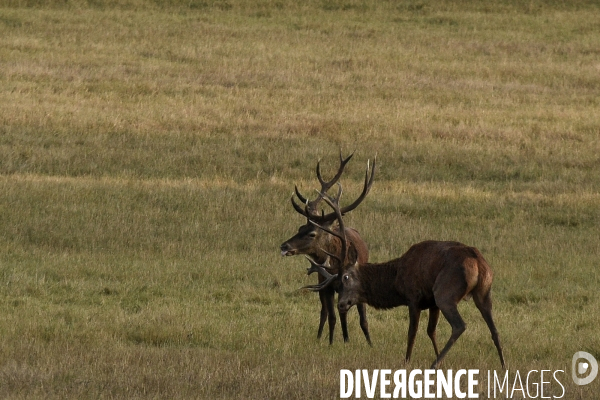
{"left": 301, "top": 256, "right": 339, "bottom": 292}
{"left": 316, "top": 151, "right": 354, "bottom": 196}
{"left": 291, "top": 150, "right": 353, "bottom": 220}
{"left": 336, "top": 155, "right": 376, "bottom": 216}
{"left": 291, "top": 154, "right": 376, "bottom": 224}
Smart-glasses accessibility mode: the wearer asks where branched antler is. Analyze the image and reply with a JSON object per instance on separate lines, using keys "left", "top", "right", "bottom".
{"left": 301, "top": 256, "right": 339, "bottom": 292}
{"left": 291, "top": 154, "right": 375, "bottom": 224}
{"left": 291, "top": 150, "right": 353, "bottom": 221}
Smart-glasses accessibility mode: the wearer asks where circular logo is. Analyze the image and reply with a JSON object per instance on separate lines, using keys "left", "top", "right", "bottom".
{"left": 572, "top": 351, "right": 598, "bottom": 386}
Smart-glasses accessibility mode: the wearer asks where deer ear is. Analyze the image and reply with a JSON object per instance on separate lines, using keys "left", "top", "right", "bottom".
{"left": 345, "top": 246, "right": 359, "bottom": 266}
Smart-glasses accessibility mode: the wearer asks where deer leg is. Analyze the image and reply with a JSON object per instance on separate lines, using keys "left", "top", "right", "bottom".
{"left": 473, "top": 292, "right": 506, "bottom": 369}
{"left": 405, "top": 305, "right": 421, "bottom": 363}
{"left": 357, "top": 303, "right": 372, "bottom": 346}
{"left": 340, "top": 309, "right": 350, "bottom": 343}
{"left": 431, "top": 303, "right": 466, "bottom": 369}
{"left": 323, "top": 287, "right": 337, "bottom": 345}
{"left": 317, "top": 290, "right": 328, "bottom": 340}
{"left": 427, "top": 306, "right": 440, "bottom": 357}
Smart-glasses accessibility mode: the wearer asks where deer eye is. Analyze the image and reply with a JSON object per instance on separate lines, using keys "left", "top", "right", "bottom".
{"left": 308, "top": 232, "right": 317, "bottom": 238}
{"left": 343, "top": 275, "right": 349, "bottom": 281}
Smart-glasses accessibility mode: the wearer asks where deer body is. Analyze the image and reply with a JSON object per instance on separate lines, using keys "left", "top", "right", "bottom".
{"left": 341, "top": 241, "right": 485, "bottom": 310}
{"left": 337, "top": 240, "right": 505, "bottom": 369}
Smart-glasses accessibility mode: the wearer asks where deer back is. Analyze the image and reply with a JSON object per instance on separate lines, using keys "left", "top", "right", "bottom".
{"left": 393, "top": 241, "right": 492, "bottom": 304}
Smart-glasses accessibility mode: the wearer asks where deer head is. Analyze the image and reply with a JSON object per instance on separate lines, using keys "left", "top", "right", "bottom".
{"left": 279, "top": 183, "right": 344, "bottom": 259}
{"left": 337, "top": 261, "right": 366, "bottom": 313}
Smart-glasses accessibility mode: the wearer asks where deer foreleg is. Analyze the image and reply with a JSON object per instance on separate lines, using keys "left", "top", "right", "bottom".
{"left": 357, "top": 303, "right": 372, "bottom": 346}
{"left": 339, "top": 310, "right": 349, "bottom": 342}
{"left": 323, "top": 287, "right": 337, "bottom": 345}
{"left": 317, "top": 290, "right": 328, "bottom": 339}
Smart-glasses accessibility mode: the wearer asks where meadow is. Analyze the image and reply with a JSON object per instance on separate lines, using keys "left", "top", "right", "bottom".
{"left": 0, "top": 0, "right": 599, "bottom": 398}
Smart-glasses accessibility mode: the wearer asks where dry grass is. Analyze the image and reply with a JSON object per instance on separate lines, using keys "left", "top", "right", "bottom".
{"left": 1, "top": 1, "right": 599, "bottom": 398}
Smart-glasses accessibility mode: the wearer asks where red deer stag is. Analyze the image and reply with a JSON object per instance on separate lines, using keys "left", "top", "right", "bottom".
{"left": 307, "top": 193, "right": 506, "bottom": 369}
{"left": 280, "top": 152, "right": 375, "bottom": 345}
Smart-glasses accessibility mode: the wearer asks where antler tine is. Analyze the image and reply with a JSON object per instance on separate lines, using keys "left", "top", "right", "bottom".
{"left": 290, "top": 188, "right": 322, "bottom": 219}
{"left": 291, "top": 194, "right": 309, "bottom": 218}
{"left": 301, "top": 274, "right": 338, "bottom": 292}
{"left": 301, "top": 256, "right": 339, "bottom": 292}
{"left": 315, "top": 150, "right": 354, "bottom": 197}
{"left": 292, "top": 184, "right": 318, "bottom": 219}
{"left": 331, "top": 181, "right": 343, "bottom": 204}
{"left": 304, "top": 255, "right": 334, "bottom": 275}
{"left": 294, "top": 185, "right": 308, "bottom": 204}
{"left": 339, "top": 154, "right": 376, "bottom": 215}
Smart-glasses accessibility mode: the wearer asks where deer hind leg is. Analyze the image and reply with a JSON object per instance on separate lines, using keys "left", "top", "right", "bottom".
{"left": 357, "top": 303, "right": 372, "bottom": 346}
{"left": 431, "top": 303, "right": 466, "bottom": 369}
{"left": 473, "top": 290, "right": 506, "bottom": 369}
{"left": 405, "top": 305, "right": 421, "bottom": 363}
{"left": 427, "top": 306, "right": 440, "bottom": 357}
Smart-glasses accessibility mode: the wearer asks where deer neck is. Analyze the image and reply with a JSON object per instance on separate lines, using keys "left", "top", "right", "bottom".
{"left": 357, "top": 261, "right": 407, "bottom": 310}
{"left": 311, "top": 232, "right": 343, "bottom": 267}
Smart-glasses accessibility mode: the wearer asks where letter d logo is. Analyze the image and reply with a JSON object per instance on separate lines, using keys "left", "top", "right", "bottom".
{"left": 572, "top": 351, "right": 598, "bottom": 386}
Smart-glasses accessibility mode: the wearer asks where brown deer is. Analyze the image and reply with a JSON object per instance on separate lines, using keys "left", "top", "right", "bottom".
{"left": 280, "top": 152, "right": 375, "bottom": 345}
{"left": 307, "top": 192, "right": 506, "bottom": 369}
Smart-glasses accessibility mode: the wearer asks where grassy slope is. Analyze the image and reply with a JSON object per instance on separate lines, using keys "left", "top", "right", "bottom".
{"left": 1, "top": 1, "right": 599, "bottom": 398}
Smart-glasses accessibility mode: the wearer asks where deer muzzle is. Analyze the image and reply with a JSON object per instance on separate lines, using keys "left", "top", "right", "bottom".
{"left": 338, "top": 298, "right": 354, "bottom": 313}
{"left": 280, "top": 243, "right": 296, "bottom": 256}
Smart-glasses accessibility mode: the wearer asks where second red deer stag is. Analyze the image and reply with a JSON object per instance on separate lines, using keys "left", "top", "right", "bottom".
{"left": 307, "top": 193, "right": 506, "bottom": 369}
{"left": 280, "top": 152, "right": 375, "bottom": 345}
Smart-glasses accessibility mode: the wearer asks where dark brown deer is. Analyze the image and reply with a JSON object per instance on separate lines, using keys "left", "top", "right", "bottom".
{"left": 307, "top": 193, "right": 506, "bottom": 369}
{"left": 280, "top": 152, "right": 375, "bottom": 345}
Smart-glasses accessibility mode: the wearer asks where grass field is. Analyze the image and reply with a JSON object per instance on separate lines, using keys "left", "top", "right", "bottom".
{"left": 1, "top": 0, "right": 599, "bottom": 398}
